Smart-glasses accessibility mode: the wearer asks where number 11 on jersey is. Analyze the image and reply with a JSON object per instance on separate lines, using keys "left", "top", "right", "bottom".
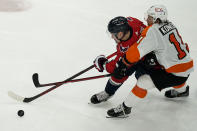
{"left": 169, "top": 30, "right": 188, "bottom": 60}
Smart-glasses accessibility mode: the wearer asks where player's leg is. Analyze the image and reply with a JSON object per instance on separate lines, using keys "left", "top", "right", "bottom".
{"left": 90, "top": 76, "right": 128, "bottom": 104}
{"left": 165, "top": 82, "right": 189, "bottom": 98}
{"left": 107, "top": 74, "right": 155, "bottom": 117}
{"left": 147, "top": 69, "right": 189, "bottom": 98}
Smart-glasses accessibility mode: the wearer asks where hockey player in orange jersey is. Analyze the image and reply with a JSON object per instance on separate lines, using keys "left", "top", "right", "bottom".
{"left": 107, "top": 5, "right": 194, "bottom": 117}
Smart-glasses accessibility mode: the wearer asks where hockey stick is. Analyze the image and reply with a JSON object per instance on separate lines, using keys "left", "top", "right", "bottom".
{"left": 33, "top": 73, "right": 111, "bottom": 88}
{"left": 8, "top": 52, "right": 116, "bottom": 103}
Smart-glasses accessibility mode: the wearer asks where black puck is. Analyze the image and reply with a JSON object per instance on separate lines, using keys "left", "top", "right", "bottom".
{"left": 17, "top": 110, "right": 24, "bottom": 117}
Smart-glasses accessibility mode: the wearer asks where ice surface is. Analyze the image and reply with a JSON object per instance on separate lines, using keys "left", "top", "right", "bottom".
{"left": 0, "top": 0, "right": 197, "bottom": 131}
{"left": 0, "top": 0, "right": 31, "bottom": 11}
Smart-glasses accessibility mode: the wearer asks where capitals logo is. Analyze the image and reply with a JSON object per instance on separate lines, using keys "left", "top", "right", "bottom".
{"left": 119, "top": 45, "right": 129, "bottom": 53}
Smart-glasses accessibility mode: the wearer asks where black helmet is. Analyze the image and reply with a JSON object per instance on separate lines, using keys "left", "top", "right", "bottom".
{"left": 108, "top": 16, "right": 130, "bottom": 33}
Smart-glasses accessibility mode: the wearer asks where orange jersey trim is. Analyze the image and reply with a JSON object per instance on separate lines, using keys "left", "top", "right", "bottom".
{"left": 131, "top": 85, "right": 147, "bottom": 98}
{"left": 125, "top": 25, "right": 152, "bottom": 63}
{"left": 140, "top": 25, "right": 152, "bottom": 37}
{"left": 126, "top": 43, "right": 140, "bottom": 63}
{"left": 166, "top": 60, "right": 193, "bottom": 73}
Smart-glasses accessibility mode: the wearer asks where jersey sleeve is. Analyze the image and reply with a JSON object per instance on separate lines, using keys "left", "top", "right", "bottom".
{"left": 137, "top": 28, "right": 158, "bottom": 59}
{"left": 125, "top": 26, "right": 158, "bottom": 63}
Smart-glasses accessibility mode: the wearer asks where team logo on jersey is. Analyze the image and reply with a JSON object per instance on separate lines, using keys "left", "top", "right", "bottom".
{"left": 119, "top": 45, "right": 129, "bottom": 52}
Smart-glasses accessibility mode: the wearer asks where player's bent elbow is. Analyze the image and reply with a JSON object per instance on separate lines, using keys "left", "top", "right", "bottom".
{"left": 126, "top": 44, "right": 140, "bottom": 63}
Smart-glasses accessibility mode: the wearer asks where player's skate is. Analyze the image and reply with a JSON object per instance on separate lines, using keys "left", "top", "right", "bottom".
{"left": 165, "top": 86, "right": 189, "bottom": 98}
{"left": 90, "top": 91, "right": 112, "bottom": 104}
{"left": 107, "top": 102, "right": 131, "bottom": 118}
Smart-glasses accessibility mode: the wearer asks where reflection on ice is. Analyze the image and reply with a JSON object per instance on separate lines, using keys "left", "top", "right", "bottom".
{"left": 0, "top": 0, "right": 31, "bottom": 12}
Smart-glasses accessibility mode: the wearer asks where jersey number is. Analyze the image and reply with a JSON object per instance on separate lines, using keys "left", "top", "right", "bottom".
{"left": 169, "top": 31, "right": 187, "bottom": 60}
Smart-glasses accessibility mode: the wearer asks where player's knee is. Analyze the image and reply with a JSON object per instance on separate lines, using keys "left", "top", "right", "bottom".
{"left": 137, "top": 74, "right": 155, "bottom": 90}
{"left": 110, "top": 76, "right": 128, "bottom": 85}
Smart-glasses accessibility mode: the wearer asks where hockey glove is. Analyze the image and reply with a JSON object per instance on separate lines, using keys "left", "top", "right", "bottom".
{"left": 112, "top": 56, "right": 133, "bottom": 79}
{"left": 94, "top": 55, "right": 108, "bottom": 72}
{"left": 142, "top": 52, "right": 161, "bottom": 69}
{"left": 144, "top": 52, "right": 156, "bottom": 65}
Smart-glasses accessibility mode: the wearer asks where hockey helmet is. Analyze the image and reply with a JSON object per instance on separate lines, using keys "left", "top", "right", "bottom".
{"left": 108, "top": 16, "right": 130, "bottom": 34}
{"left": 145, "top": 5, "right": 168, "bottom": 23}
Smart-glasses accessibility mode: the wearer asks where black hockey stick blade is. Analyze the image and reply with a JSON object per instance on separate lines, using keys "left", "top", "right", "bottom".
{"left": 32, "top": 73, "right": 41, "bottom": 87}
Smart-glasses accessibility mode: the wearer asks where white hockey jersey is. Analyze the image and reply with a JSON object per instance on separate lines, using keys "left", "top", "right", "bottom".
{"left": 126, "top": 22, "right": 194, "bottom": 77}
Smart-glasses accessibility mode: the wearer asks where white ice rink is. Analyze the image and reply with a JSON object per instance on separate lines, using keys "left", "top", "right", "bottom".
{"left": 0, "top": 0, "right": 197, "bottom": 131}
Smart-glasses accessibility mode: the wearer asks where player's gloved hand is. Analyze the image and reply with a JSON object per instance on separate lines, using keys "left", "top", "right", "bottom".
{"left": 112, "top": 56, "right": 132, "bottom": 79}
{"left": 143, "top": 52, "right": 158, "bottom": 69}
{"left": 94, "top": 55, "right": 108, "bottom": 72}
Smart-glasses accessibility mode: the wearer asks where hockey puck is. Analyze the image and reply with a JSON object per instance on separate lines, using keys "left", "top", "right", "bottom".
{"left": 17, "top": 110, "right": 24, "bottom": 117}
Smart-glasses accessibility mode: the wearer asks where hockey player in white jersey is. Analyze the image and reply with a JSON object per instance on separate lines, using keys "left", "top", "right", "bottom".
{"left": 107, "top": 5, "right": 194, "bottom": 117}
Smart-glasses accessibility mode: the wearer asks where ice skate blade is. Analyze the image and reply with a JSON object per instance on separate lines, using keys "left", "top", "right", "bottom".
{"left": 106, "top": 115, "right": 129, "bottom": 118}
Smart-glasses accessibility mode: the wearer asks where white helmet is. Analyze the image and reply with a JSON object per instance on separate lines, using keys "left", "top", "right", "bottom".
{"left": 145, "top": 5, "right": 168, "bottom": 23}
